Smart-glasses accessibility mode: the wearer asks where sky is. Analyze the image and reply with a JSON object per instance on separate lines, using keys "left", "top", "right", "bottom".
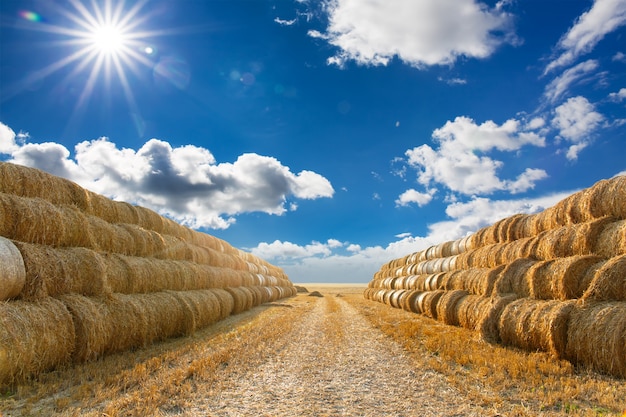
{"left": 0, "top": 0, "right": 625, "bottom": 283}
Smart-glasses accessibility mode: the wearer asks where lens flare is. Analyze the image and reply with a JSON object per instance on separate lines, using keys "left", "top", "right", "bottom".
{"left": 18, "top": 10, "right": 42, "bottom": 22}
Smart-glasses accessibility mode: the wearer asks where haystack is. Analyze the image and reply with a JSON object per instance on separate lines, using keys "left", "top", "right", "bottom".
{"left": 436, "top": 290, "right": 469, "bottom": 326}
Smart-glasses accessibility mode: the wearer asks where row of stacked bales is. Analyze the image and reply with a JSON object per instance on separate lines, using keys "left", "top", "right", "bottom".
{"left": 365, "top": 175, "right": 626, "bottom": 378}
{"left": 0, "top": 162, "right": 296, "bottom": 385}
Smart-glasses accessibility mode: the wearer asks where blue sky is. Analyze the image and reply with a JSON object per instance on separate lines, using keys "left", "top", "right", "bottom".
{"left": 1, "top": 0, "right": 625, "bottom": 283}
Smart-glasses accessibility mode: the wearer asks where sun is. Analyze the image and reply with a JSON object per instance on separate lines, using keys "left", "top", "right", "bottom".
{"left": 4, "top": 0, "right": 163, "bottom": 127}
{"left": 90, "top": 24, "right": 127, "bottom": 55}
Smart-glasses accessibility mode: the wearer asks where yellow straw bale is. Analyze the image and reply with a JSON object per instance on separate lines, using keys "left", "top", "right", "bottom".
{"left": 586, "top": 176, "right": 626, "bottom": 220}
{"left": 593, "top": 219, "right": 626, "bottom": 258}
{"left": 565, "top": 301, "right": 626, "bottom": 378}
{"left": 0, "top": 297, "right": 75, "bottom": 385}
{"left": 207, "top": 288, "right": 234, "bottom": 319}
{"left": 582, "top": 254, "right": 626, "bottom": 301}
{"left": 13, "top": 242, "right": 109, "bottom": 300}
{"left": 0, "top": 162, "right": 91, "bottom": 210}
{"left": 498, "top": 298, "right": 575, "bottom": 358}
{"left": 436, "top": 290, "right": 469, "bottom": 325}
{"left": 402, "top": 290, "right": 424, "bottom": 313}
{"left": 418, "top": 290, "right": 445, "bottom": 319}
{"left": 135, "top": 206, "right": 165, "bottom": 233}
{"left": 455, "top": 294, "right": 492, "bottom": 331}
{"left": 493, "top": 258, "right": 536, "bottom": 297}
{"left": 534, "top": 217, "right": 614, "bottom": 260}
{"left": 87, "top": 216, "right": 134, "bottom": 255}
{"left": 528, "top": 256, "right": 604, "bottom": 300}
{"left": 477, "top": 294, "right": 518, "bottom": 344}
{"left": 58, "top": 294, "right": 111, "bottom": 362}
{"left": 0, "top": 237, "right": 26, "bottom": 300}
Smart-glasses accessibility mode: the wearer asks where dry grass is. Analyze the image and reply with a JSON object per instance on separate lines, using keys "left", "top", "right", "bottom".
{"left": 0, "top": 298, "right": 304, "bottom": 416}
{"left": 347, "top": 293, "right": 626, "bottom": 416}
{"left": 1, "top": 288, "right": 624, "bottom": 416}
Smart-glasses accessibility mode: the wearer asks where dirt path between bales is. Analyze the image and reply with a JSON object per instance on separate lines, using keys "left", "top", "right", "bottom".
{"left": 188, "top": 295, "right": 486, "bottom": 417}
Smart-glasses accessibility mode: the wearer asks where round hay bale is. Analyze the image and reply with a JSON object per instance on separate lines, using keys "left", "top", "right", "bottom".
{"left": 418, "top": 290, "right": 445, "bottom": 319}
{"left": 467, "top": 265, "right": 505, "bottom": 296}
{"left": 87, "top": 216, "right": 134, "bottom": 255}
{"left": 402, "top": 290, "right": 423, "bottom": 313}
{"left": 529, "top": 256, "right": 604, "bottom": 300}
{"left": 389, "top": 290, "right": 408, "bottom": 309}
{"left": 585, "top": 176, "right": 626, "bottom": 220}
{"left": 565, "top": 301, "right": 626, "bottom": 378}
{"left": 56, "top": 205, "right": 93, "bottom": 248}
{"left": 105, "top": 293, "right": 149, "bottom": 354}
{"left": 0, "top": 237, "right": 26, "bottom": 301}
{"left": 455, "top": 294, "right": 491, "bottom": 331}
{"left": 10, "top": 196, "right": 67, "bottom": 246}
{"left": 593, "top": 219, "right": 626, "bottom": 259}
{"left": 210, "top": 288, "right": 235, "bottom": 319}
{"left": 14, "top": 242, "right": 109, "bottom": 300}
{"left": 135, "top": 206, "right": 165, "bottom": 233}
{"left": 436, "top": 290, "right": 469, "bottom": 325}
{"left": 58, "top": 294, "right": 111, "bottom": 362}
{"left": 493, "top": 258, "right": 536, "bottom": 297}
{"left": 0, "top": 297, "right": 75, "bottom": 385}
{"left": 582, "top": 254, "right": 626, "bottom": 301}
{"left": 439, "top": 270, "right": 466, "bottom": 292}
{"left": 477, "top": 294, "right": 518, "bottom": 344}
{"left": 498, "top": 298, "right": 575, "bottom": 358}
{"left": 224, "top": 287, "right": 249, "bottom": 314}
{"left": 535, "top": 217, "right": 614, "bottom": 260}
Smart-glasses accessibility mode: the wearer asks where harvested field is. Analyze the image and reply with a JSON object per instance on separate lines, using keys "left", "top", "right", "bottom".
{"left": 1, "top": 287, "right": 624, "bottom": 417}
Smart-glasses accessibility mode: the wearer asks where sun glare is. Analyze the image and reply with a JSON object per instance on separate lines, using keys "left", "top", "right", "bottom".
{"left": 90, "top": 24, "right": 126, "bottom": 54}
{"left": 4, "top": 0, "right": 164, "bottom": 130}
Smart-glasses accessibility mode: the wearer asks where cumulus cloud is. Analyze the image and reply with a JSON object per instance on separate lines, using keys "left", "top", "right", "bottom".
{"left": 543, "top": 59, "right": 599, "bottom": 103}
{"left": 551, "top": 96, "right": 605, "bottom": 160}
{"left": 608, "top": 87, "right": 626, "bottom": 102}
{"left": 309, "top": 0, "right": 516, "bottom": 68}
{"left": 0, "top": 122, "right": 334, "bottom": 229}
{"left": 250, "top": 189, "right": 575, "bottom": 282}
{"left": 403, "top": 116, "right": 547, "bottom": 196}
{"left": 545, "top": 0, "right": 626, "bottom": 74}
{"left": 395, "top": 188, "right": 435, "bottom": 207}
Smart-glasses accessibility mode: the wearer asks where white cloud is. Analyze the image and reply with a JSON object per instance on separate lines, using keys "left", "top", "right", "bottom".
{"left": 251, "top": 189, "right": 576, "bottom": 283}
{"left": 310, "top": 0, "right": 516, "bottom": 68}
{"left": 545, "top": 0, "right": 626, "bottom": 73}
{"left": 0, "top": 122, "right": 20, "bottom": 155}
{"left": 608, "top": 87, "right": 626, "bottom": 102}
{"left": 404, "top": 116, "right": 547, "bottom": 195}
{"left": 613, "top": 51, "right": 626, "bottom": 62}
{"left": 395, "top": 188, "right": 434, "bottom": 207}
{"left": 551, "top": 96, "right": 605, "bottom": 160}
{"left": 543, "top": 59, "right": 599, "bottom": 103}
{"left": 274, "top": 17, "right": 297, "bottom": 26}
{"left": 1, "top": 123, "right": 334, "bottom": 229}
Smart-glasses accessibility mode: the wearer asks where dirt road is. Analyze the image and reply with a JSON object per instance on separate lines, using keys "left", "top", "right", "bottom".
{"left": 188, "top": 294, "right": 487, "bottom": 417}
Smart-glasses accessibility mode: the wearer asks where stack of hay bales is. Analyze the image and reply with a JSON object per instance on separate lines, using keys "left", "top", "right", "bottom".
{"left": 365, "top": 175, "right": 626, "bottom": 378}
{"left": 0, "top": 162, "right": 296, "bottom": 384}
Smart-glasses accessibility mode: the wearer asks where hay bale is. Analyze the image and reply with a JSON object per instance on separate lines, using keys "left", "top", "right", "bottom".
{"left": 467, "top": 265, "right": 505, "bottom": 296}
{"left": 534, "top": 217, "right": 614, "bottom": 260}
{"left": 224, "top": 287, "right": 251, "bottom": 314}
{"left": 0, "top": 162, "right": 91, "bottom": 210}
{"left": 586, "top": 176, "right": 626, "bottom": 220}
{"left": 13, "top": 242, "right": 109, "bottom": 300}
{"left": 498, "top": 298, "right": 575, "bottom": 358}
{"left": 593, "top": 219, "right": 626, "bottom": 258}
{"left": 477, "top": 294, "right": 518, "bottom": 344}
{"left": 493, "top": 258, "right": 536, "bottom": 297}
{"left": 402, "top": 290, "right": 423, "bottom": 313}
{"left": 417, "top": 290, "right": 445, "bottom": 319}
{"left": 0, "top": 237, "right": 26, "bottom": 301}
{"left": 436, "top": 290, "right": 469, "bottom": 325}
{"left": 58, "top": 294, "right": 112, "bottom": 362}
{"left": 210, "top": 288, "right": 235, "bottom": 319}
{"left": 455, "top": 294, "right": 492, "bottom": 331}
{"left": 0, "top": 297, "right": 75, "bottom": 385}
{"left": 582, "top": 254, "right": 626, "bottom": 301}
{"left": 565, "top": 301, "right": 626, "bottom": 378}
{"left": 529, "top": 256, "right": 604, "bottom": 300}
{"left": 389, "top": 290, "right": 408, "bottom": 309}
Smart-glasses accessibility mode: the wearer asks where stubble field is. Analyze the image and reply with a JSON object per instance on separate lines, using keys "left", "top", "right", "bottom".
{"left": 1, "top": 284, "right": 625, "bottom": 417}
